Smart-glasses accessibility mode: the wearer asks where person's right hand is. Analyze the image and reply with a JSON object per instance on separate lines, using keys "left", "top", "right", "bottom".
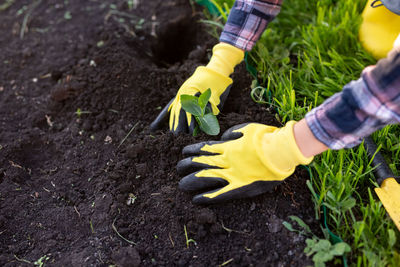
{"left": 150, "top": 43, "right": 244, "bottom": 134}
{"left": 177, "top": 121, "right": 314, "bottom": 204}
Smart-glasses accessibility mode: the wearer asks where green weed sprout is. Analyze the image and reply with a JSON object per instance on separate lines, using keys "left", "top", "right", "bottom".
{"left": 34, "top": 255, "right": 50, "bottom": 267}
{"left": 75, "top": 108, "right": 92, "bottom": 118}
{"left": 184, "top": 225, "right": 197, "bottom": 248}
{"left": 181, "top": 88, "right": 220, "bottom": 136}
{"left": 283, "top": 215, "right": 350, "bottom": 267}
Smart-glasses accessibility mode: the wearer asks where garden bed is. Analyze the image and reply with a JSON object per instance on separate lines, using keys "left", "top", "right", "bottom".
{"left": 0, "top": 0, "right": 318, "bottom": 265}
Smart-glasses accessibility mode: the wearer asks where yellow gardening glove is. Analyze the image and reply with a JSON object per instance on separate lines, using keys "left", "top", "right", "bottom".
{"left": 359, "top": 0, "right": 400, "bottom": 59}
{"left": 149, "top": 43, "right": 244, "bottom": 134}
{"left": 177, "top": 121, "right": 313, "bottom": 204}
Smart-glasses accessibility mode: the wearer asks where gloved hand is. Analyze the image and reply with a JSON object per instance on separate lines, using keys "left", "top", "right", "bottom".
{"left": 359, "top": 0, "right": 400, "bottom": 59}
{"left": 150, "top": 43, "right": 244, "bottom": 134}
{"left": 177, "top": 121, "right": 314, "bottom": 204}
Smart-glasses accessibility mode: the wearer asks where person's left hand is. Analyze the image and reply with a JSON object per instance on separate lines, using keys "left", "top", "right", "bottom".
{"left": 177, "top": 121, "right": 314, "bottom": 204}
{"left": 149, "top": 43, "right": 244, "bottom": 134}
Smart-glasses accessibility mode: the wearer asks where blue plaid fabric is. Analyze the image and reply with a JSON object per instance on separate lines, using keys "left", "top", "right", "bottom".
{"left": 220, "top": 0, "right": 283, "bottom": 51}
{"left": 380, "top": 0, "right": 400, "bottom": 15}
{"left": 306, "top": 48, "right": 400, "bottom": 149}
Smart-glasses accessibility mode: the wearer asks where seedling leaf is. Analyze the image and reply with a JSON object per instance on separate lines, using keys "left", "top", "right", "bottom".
{"left": 198, "top": 88, "right": 211, "bottom": 113}
{"left": 288, "top": 215, "right": 312, "bottom": 235}
{"left": 199, "top": 113, "right": 220, "bottom": 135}
{"left": 181, "top": 95, "right": 202, "bottom": 117}
{"left": 180, "top": 91, "right": 220, "bottom": 136}
{"left": 330, "top": 242, "right": 351, "bottom": 256}
{"left": 282, "top": 221, "right": 295, "bottom": 232}
{"left": 313, "top": 239, "right": 331, "bottom": 251}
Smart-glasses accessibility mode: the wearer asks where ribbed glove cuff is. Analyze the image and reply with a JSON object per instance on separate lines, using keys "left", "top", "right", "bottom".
{"left": 206, "top": 43, "right": 244, "bottom": 77}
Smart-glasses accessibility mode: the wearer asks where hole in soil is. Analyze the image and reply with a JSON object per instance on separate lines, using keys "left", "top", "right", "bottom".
{"left": 151, "top": 15, "right": 197, "bottom": 67}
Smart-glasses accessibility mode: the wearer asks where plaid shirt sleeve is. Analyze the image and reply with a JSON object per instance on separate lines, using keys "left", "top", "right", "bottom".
{"left": 220, "top": 0, "right": 283, "bottom": 51}
{"left": 305, "top": 48, "right": 400, "bottom": 150}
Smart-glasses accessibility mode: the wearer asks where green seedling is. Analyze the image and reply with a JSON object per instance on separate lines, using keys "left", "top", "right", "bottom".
{"left": 184, "top": 225, "right": 197, "bottom": 248}
{"left": 126, "top": 193, "right": 137, "bottom": 206}
{"left": 64, "top": 11, "right": 71, "bottom": 20}
{"left": 34, "top": 254, "right": 50, "bottom": 267}
{"left": 181, "top": 88, "right": 220, "bottom": 136}
{"left": 14, "top": 253, "right": 50, "bottom": 267}
{"left": 89, "top": 219, "right": 95, "bottom": 233}
{"left": 304, "top": 239, "right": 351, "bottom": 267}
{"left": 283, "top": 215, "right": 350, "bottom": 267}
{"left": 75, "top": 108, "right": 92, "bottom": 117}
{"left": 97, "top": 40, "right": 105, "bottom": 47}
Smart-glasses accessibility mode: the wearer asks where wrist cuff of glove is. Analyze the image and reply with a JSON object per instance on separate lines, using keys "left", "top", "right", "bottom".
{"left": 259, "top": 121, "right": 313, "bottom": 178}
{"left": 206, "top": 43, "right": 244, "bottom": 77}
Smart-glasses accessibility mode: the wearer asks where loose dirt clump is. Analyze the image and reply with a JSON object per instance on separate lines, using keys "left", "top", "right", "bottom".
{"left": 0, "top": 0, "right": 317, "bottom": 265}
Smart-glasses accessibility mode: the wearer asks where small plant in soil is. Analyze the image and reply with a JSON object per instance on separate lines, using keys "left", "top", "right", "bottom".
{"left": 181, "top": 88, "right": 220, "bottom": 136}
{"left": 75, "top": 108, "right": 92, "bottom": 118}
{"left": 283, "top": 216, "right": 351, "bottom": 267}
{"left": 184, "top": 225, "right": 197, "bottom": 248}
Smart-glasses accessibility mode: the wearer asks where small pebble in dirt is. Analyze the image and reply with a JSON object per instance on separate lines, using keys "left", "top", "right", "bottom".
{"left": 112, "top": 246, "right": 141, "bottom": 267}
{"left": 104, "top": 135, "right": 112, "bottom": 144}
{"left": 267, "top": 215, "right": 283, "bottom": 233}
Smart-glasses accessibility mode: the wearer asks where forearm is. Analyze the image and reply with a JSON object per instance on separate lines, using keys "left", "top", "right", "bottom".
{"left": 220, "top": 0, "right": 283, "bottom": 51}
{"left": 294, "top": 119, "right": 328, "bottom": 157}
{"left": 304, "top": 48, "right": 400, "bottom": 150}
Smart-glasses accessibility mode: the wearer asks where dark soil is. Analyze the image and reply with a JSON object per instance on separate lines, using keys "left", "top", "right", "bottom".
{"left": 0, "top": 0, "right": 318, "bottom": 266}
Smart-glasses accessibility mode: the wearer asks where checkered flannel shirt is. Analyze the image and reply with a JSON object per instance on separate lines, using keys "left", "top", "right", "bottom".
{"left": 220, "top": 0, "right": 283, "bottom": 51}
{"left": 306, "top": 48, "right": 400, "bottom": 149}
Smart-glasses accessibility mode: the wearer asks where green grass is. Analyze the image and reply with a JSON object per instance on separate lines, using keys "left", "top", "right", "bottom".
{"left": 204, "top": 0, "right": 400, "bottom": 265}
